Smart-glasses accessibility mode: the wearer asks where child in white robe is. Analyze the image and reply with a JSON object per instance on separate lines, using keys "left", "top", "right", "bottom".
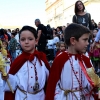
{"left": 45, "top": 23, "right": 98, "bottom": 100}
{"left": 1, "top": 26, "right": 50, "bottom": 100}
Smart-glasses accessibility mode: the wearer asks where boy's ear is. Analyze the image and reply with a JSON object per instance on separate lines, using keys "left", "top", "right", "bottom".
{"left": 70, "top": 37, "right": 76, "bottom": 45}
{"left": 35, "top": 39, "right": 38, "bottom": 45}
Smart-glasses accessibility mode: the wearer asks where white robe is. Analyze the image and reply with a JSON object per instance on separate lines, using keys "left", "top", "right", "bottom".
{"left": 3, "top": 57, "right": 49, "bottom": 100}
{"left": 54, "top": 55, "right": 94, "bottom": 100}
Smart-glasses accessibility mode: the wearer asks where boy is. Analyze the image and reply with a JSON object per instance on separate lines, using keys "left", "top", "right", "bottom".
{"left": 0, "top": 26, "right": 50, "bottom": 100}
{"left": 45, "top": 23, "right": 97, "bottom": 100}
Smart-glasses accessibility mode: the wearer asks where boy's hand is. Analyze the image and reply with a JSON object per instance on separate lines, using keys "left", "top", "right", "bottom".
{"left": 1, "top": 74, "right": 9, "bottom": 81}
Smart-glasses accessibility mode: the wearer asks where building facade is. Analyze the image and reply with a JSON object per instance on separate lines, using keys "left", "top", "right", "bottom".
{"left": 45, "top": 0, "right": 100, "bottom": 27}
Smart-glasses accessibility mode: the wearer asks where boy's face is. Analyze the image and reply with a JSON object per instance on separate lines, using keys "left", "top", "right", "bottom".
{"left": 74, "top": 34, "right": 89, "bottom": 53}
{"left": 19, "top": 30, "right": 37, "bottom": 54}
{"left": 11, "top": 34, "right": 14, "bottom": 38}
{"left": 93, "top": 30, "right": 97, "bottom": 37}
{"left": 2, "top": 42, "right": 7, "bottom": 49}
{"left": 60, "top": 44, "right": 66, "bottom": 51}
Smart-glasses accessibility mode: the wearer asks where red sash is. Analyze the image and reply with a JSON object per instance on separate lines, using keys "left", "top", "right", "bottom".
{"left": 79, "top": 61, "right": 94, "bottom": 87}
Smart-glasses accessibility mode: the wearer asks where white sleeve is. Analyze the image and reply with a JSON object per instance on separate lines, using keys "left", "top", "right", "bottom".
{"left": 53, "top": 38, "right": 57, "bottom": 44}
{"left": 95, "top": 30, "right": 100, "bottom": 42}
{"left": 3, "top": 74, "right": 18, "bottom": 91}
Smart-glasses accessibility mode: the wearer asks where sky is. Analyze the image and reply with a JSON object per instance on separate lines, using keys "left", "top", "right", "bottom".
{"left": 0, "top": 0, "right": 46, "bottom": 28}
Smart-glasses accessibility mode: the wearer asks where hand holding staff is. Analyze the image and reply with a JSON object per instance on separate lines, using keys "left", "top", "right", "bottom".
{"left": 0, "top": 53, "right": 14, "bottom": 93}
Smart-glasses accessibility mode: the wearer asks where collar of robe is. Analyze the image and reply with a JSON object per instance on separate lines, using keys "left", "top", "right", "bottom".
{"left": 23, "top": 50, "right": 42, "bottom": 66}
{"left": 67, "top": 52, "right": 83, "bottom": 61}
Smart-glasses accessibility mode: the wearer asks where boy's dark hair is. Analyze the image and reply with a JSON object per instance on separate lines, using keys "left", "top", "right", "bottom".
{"left": 11, "top": 32, "right": 16, "bottom": 37}
{"left": 19, "top": 26, "right": 37, "bottom": 39}
{"left": 58, "top": 41, "right": 66, "bottom": 48}
{"left": 64, "top": 23, "right": 90, "bottom": 46}
{"left": 74, "top": 0, "right": 85, "bottom": 15}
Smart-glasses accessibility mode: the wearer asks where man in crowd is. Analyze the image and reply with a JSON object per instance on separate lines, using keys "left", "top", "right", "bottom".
{"left": 35, "top": 19, "right": 47, "bottom": 53}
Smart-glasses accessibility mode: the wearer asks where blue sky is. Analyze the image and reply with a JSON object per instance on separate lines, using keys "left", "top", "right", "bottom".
{"left": 0, "top": 0, "right": 46, "bottom": 27}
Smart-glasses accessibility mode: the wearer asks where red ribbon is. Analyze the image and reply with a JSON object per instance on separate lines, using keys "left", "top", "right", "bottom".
{"left": 79, "top": 61, "right": 94, "bottom": 87}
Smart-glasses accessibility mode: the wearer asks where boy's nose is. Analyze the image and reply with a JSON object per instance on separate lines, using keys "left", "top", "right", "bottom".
{"left": 87, "top": 41, "right": 89, "bottom": 45}
{"left": 25, "top": 39, "right": 29, "bottom": 43}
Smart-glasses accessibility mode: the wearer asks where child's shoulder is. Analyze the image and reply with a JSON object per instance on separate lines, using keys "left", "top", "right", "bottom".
{"left": 55, "top": 51, "right": 90, "bottom": 61}
{"left": 55, "top": 51, "right": 69, "bottom": 61}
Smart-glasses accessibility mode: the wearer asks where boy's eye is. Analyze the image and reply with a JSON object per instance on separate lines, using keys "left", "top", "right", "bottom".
{"left": 29, "top": 38, "right": 33, "bottom": 40}
{"left": 84, "top": 39, "right": 88, "bottom": 41}
{"left": 20, "top": 38, "right": 25, "bottom": 41}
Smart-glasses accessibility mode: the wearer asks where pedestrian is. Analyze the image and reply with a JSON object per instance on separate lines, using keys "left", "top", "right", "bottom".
{"left": 35, "top": 19, "right": 47, "bottom": 53}
{"left": 72, "top": 0, "right": 93, "bottom": 30}
{"left": 8, "top": 33, "right": 17, "bottom": 62}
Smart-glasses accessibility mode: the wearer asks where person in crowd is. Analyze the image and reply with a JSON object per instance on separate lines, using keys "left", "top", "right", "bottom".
{"left": 0, "top": 29, "right": 8, "bottom": 42}
{"left": 2, "top": 40, "right": 12, "bottom": 63}
{"left": 72, "top": 0, "right": 93, "bottom": 30}
{"left": 53, "top": 32, "right": 60, "bottom": 57}
{"left": 35, "top": 19, "right": 47, "bottom": 54}
{"left": 56, "top": 26, "right": 62, "bottom": 39}
{"left": 45, "top": 23, "right": 97, "bottom": 100}
{"left": 7, "top": 29, "right": 11, "bottom": 36}
{"left": 1, "top": 26, "right": 50, "bottom": 100}
{"left": 57, "top": 26, "right": 62, "bottom": 35}
{"left": 8, "top": 32, "right": 17, "bottom": 62}
{"left": 53, "top": 28, "right": 57, "bottom": 35}
{"left": 56, "top": 41, "right": 66, "bottom": 56}
{"left": 97, "top": 22, "right": 100, "bottom": 30}
{"left": 12, "top": 30, "right": 15, "bottom": 33}
{"left": 60, "top": 33, "right": 64, "bottom": 41}
{"left": 90, "top": 29, "right": 100, "bottom": 73}
{"left": 91, "top": 19, "right": 97, "bottom": 30}
{"left": 62, "top": 26, "right": 66, "bottom": 34}
{"left": 4, "top": 29, "right": 11, "bottom": 41}
{"left": 15, "top": 28, "right": 20, "bottom": 43}
{"left": 72, "top": 0, "right": 93, "bottom": 52}
{"left": 91, "top": 22, "right": 100, "bottom": 50}
{"left": 47, "top": 39, "right": 54, "bottom": 63}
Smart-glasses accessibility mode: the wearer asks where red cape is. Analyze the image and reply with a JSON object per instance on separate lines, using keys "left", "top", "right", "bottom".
{"left": 5, "top": 50, "right": 50, "bottom": 100}
{"left": 45, "top": 51, "right": 98, "bottom": 100}
{"left": 56, "top": 50, "right": 66, "bottom": 57}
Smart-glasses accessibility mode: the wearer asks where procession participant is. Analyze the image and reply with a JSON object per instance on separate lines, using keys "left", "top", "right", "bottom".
{"left": 45, "top": 23, "right": 97, "bottom": 100}
{"left": 1, "top": 26, "right": 50, "bottom": 100}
